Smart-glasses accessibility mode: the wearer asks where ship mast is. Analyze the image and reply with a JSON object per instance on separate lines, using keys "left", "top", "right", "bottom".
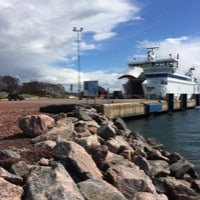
{"left": 146, "top": 47, "right": 159, "bottom": 61}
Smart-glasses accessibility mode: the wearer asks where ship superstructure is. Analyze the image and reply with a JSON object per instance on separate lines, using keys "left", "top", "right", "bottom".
{"left": 124, "top": 47, "right": 200, "bottom": 99}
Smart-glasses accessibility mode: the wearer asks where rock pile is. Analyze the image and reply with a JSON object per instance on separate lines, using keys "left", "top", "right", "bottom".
{"left": 0, "top": 104, "right": 200, "bottom": 200}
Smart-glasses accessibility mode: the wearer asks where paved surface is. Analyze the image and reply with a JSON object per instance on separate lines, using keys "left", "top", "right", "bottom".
{"left": 0, "top": 97, "right": 163, "bottom": 113}
{"left": 0, "top": 97, "right": 148, "bottom": 106}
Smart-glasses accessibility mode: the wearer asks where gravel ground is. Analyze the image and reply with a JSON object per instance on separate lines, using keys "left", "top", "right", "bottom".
{"left": 0, "top": 99, "right": 66, "bottom": 165}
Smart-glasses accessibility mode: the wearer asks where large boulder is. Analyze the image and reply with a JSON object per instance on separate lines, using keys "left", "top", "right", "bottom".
{"left": 0, "top": 166, "right": 23, "bottom": 185}
{"left": 0, "top": 150, "right": 20, "bottom": 159}
{"left": 106, "top": 135, "right": 133, "bottom": 154}
{"left": 31, "top": 126, "right": 74, "bottom": 144}
{"left": 75, "top": 134, "right": 101, "bottom": 147}
{"left": 170, "top": 159, "right": 198, "bottom": 178}
{"left": 87, "top": 145, "right": 133, "bottom": 172}
{"left": 24, "top": 163, "right": 84, "bottom": 200}
{"left": 133, "top": 192, "right": 168, "bottom": 200}
{"left": 97, "top": 122, "right": 117, "bottom": 139}
{"left": 114, "top": 118, "right": 128, "bottom": 131}
{"left": 88, "top": 111, "right": 108, "bottom": 125}
{"left": 163, "top": 177, "right": 200, "bottom": 200}
{"left": 18, "top": 114, "right": 55, "bottom": 137}
{"left": 78, "top": 178, "right": 127, "bottom": 200}
{"left": 128, "top": 133, "right": 153, "bottom": 157}
{"left": 73, "top": 109, "right": 93, "bottom": 121}
{"left": 53, "top": 141, "right": 102, "bottom": 180}
{"left": 10, "top": 161, "right": 31, "bottom": 178}
{"left": 148, "top": 149, "right": 169, "bottom": 161}
{"left": 74, "top": 121, "right": 93, "bottom": 138}
{"left": 86, "top": 145, "right": 109, "bottom": 170}
{"left": 87, "top": 145, "right": 126, "bottom": 171}
{"left": 31, "top": 117, "right": 75, "bottom": 144}
{"left": 148, "top": 160, "right": 170, "bottom": 178}
{"left": 55, "top": 117, "right": 75, "bottom": 131}
{"left": 167, "top": 152, "right": 183, "bottom": 164}
{"left": 134, "top": 155, "right": 151, "bottom": 175}
{"left": 0, "top": 177, "right": 23, "bottom": 200}
{"left": 192, "top": 180, "right": 200, "bottom": 193}
{"left": 74, "top": 120, "right": 100, "bottom": 136}
{"left": 106, "top": 164, "right": 156, "bottom": 199}
{"left": 101, "top": 151, "right": 126, "bottom": 170}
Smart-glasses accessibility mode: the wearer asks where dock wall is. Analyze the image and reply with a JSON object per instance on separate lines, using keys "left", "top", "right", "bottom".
{"left": 100, "top": 98, "right": 197, "bottom": 119}
{"left": 103, "top": 102, "right": 145, "bottom": 119}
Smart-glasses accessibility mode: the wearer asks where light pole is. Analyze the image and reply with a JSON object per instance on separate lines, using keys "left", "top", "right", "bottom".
{"left": 73, "top": 27, "right": 83, "bottom": 99}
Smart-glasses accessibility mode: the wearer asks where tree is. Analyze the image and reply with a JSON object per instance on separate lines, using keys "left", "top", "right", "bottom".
{"left": 21, "top": 81, "right": 66, "bottom": 97}
{"left": 0, "top": 76, "right": 20, "bottom": 92}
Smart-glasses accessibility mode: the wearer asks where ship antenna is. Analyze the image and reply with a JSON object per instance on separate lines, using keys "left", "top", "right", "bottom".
{"left": 146, "top": 46, "right": 159, "bottom": 61}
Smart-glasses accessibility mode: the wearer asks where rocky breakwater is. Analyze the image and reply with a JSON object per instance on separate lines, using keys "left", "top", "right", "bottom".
{"left": 0, "top": 104, "right": 200, "bottom": 200}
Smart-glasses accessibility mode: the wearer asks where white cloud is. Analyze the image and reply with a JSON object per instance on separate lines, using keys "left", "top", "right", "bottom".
{"left": 165, "top": 36, "right": 188, "bottom": 44}
{"left": 82, "top": 70, "right": 125, "bottom": 92}
{"left": 0, "top": 0, "right": 139, "bottom": 92}
{"left": 93, "top": 32, "right": 116, "bottom": 41}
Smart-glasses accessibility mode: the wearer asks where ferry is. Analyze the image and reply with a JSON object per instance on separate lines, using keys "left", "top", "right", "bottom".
{"left": 121, "top": 47, "right": 200, "bottom": 99}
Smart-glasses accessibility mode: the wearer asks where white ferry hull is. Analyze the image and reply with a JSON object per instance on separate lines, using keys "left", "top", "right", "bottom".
{"left": 142, "top": 76, "right": 200, "bottom": 99}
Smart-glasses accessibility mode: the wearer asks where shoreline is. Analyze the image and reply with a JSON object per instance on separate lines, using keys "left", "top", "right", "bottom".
{"left": 0, "top": 101, "right": 200, "bottom": 199}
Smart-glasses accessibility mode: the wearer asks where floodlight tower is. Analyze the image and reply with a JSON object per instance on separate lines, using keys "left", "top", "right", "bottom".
{"left": 73, "top": 27, "right": 83, "bottom": 99}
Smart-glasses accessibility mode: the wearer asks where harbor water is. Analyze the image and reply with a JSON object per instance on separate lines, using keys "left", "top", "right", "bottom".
{"left": 125, "top": 108, "right": 200, "bottom": 174}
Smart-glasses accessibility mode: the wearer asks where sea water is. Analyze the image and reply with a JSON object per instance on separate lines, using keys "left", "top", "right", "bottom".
{"left": 125, "top": 108, "right": 200, "bottom": 173}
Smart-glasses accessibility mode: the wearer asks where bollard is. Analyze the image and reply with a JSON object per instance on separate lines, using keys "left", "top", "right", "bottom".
{"left": 195, "top": 94, "right": 200, "bottom": 106}
{"left": 180, "top": 94, "right": 187, "bottom": 110}
{"left": 166, "top": 93, "right": 174, "bottom": 113}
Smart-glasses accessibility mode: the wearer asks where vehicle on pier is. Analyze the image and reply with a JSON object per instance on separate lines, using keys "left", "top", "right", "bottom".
{"left": 7, "top": 91, "right": 24, "bottom": 101}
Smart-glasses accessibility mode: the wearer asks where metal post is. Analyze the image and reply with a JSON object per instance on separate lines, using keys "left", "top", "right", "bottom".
{"left": 73, "top": 27, "right": 83, "bottom": 99}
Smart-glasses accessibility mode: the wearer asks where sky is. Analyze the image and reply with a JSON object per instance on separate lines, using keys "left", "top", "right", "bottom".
{"left": 1, "top": 0, "right": 200, "bottom": 92}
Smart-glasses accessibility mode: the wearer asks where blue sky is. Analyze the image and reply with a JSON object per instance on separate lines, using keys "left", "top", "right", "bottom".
{"left": 1, "top": 0, "right": 200, "bottom": 92}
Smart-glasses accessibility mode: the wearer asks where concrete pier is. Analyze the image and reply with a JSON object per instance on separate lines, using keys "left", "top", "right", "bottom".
{"left": 98, "top": 98, "right": 197, "bottom": 119}
{"left": 103, "top": 102, "right": 146, "bottom": 119}
{"left": 23, "top": 95, "right": 199, "bottom": 119}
